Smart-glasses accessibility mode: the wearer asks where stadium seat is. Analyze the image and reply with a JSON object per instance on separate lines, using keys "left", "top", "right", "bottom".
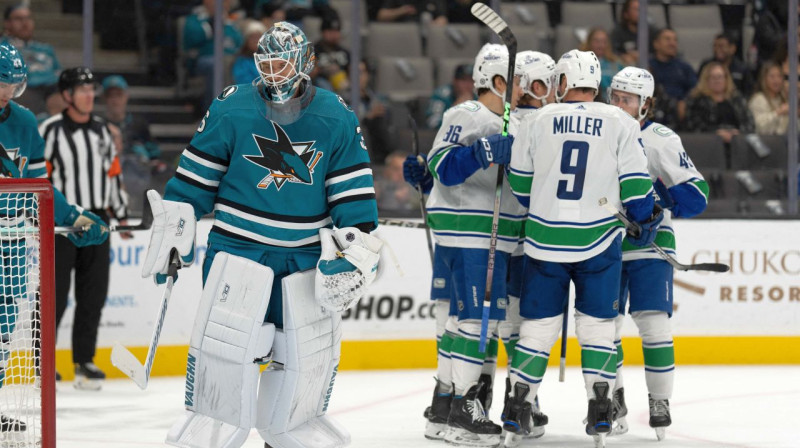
{"left": 396, "top": 127, "right": 439, "bottom": 154}
{"left": 560, "top": 2, "right": 615, "bottom": 29}
{"left": 702, "top": 198, "right": 741, "bottom": 216}
{"left": 681, "top": 133, "right": 726, "bottom": 169}
{"left": 514, "top": 26, "right": 553, "bottom": 57}
{"left": 743, "top": 199, "right": 788, "bottom": 216}
{"left": 647, "top": 4, "right": 668, "bottom": 29}
{"left": 669, "top": 4, "right": 722, "bottom": 30}
{"left": 554, "top": 25, "right": 585, "bottom": 61}
{"left": 330, "top": 0, "right": 368, "bottom": 37}
{"left": 500, "top": 2, "right": 551, "bottom": 28}
{"left": 674, "top": 28, "right": 722, "bottom": 71}
{"left": 436, "top": 57, "right": 474, "bottom": 87}
{"left": 426, "top": 24, "right": 484, "bottom": 59}
{"left": 733, "top": 169, "right": 787, "bottom": 200}
{"left": 366, "top": 23, "right": 423, "bottom": 58}
{"left": 729, "top": 134, "right": 789, "bottom": 170}
{"left": 375, "top": 57, "right": 434, "bottom": 102}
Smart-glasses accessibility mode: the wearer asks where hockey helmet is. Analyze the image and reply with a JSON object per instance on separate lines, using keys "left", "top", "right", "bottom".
{"left": 608, "top": 66, "right": 655, "bottom": 121}
{"left": 254, "top": 21, "right": 315, "bottom": 104}
{"left": 473, "top": 43, "right": 511, "bottom": 99}
{"left": 0, "top": 42, "right": 27, "bottom": 99}
{"left": 554, "top": 49, "right": 601, "bottom": 102}
{"left": 58, "top": 67, "right": 96, "bottom": 93}
{"left": 515, "top": 50, "right": 556, "bottom": 103}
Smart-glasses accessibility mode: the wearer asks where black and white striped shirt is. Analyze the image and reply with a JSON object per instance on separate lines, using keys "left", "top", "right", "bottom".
{"left": 39, "top": 112, "right": 128, "bottom": 219}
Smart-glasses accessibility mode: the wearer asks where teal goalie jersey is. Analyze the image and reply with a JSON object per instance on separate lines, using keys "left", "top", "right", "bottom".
{"left": 164, "top": 84, "right": 379, "bottom": 252}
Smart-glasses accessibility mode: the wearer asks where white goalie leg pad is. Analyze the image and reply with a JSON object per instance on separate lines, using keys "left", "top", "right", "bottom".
{"left": 257, "top": 269, "right": 350, "bottom": 448}
{"left": 166, "top": 252, "right": 275, "bottom": 448}
{"left": 574, "top": 311, "right": 617, "bottom": 400}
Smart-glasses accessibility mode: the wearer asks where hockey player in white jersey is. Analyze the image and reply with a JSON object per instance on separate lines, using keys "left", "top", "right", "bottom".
{"left": 493, "top": 50, "right": 558, "bottom": 443}
{"left": 420, "top": 43, "right": 525, "bottom": 447}
{"left": 504, "top": 50, "right": 662, "bottom": 447}
{"left": 606, "top": 66, "right": 709, "bottom": 441}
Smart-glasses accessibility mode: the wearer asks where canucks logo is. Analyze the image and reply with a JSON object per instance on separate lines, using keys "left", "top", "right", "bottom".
{"left": 0, "top": 143, "right": 26, "bottom": 178}
{"left": 245, "top": 121, "right": 323, "bottom": 191}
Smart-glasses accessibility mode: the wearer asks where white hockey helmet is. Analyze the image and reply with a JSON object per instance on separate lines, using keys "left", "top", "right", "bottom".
{"left": 554, "top": 49, "right": 601, "bottom": 102}
{"left": 473, "top": 43, "right": 511, "bottom": 99}
{"left": 515, "top": 50, "right": 556, "bottom": 104}
{"left": 608, "top": 66, "right": 655, "bottom": 121}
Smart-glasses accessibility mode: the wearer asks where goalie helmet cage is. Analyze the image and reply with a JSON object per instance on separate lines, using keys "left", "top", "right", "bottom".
{"left": 0, "top": 179, "right": 56, "bottom": 448}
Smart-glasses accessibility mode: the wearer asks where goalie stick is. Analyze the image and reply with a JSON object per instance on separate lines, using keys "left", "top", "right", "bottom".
{"left": 111, "top": 248, "right": 179, "bottom": 389}
{"left": 598, "top": 197, "right": 730, "bottom": 273}
{"left": 409, "top": 114, "right": 435, "bottom": 265}
{"left": 471, "top": 1, "right": 516, "bottom": 353}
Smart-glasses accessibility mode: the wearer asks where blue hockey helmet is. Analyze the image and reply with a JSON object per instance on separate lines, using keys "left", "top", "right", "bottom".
{"left": 0, "top": 42, "right": 28, "bottom": 98}
{"left": 254, "top": 22, "right": 315, "bottom": 103}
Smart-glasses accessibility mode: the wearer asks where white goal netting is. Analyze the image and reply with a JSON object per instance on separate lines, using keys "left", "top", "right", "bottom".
{"left": 0, "top": 186, "right": 53, "bottom": 448}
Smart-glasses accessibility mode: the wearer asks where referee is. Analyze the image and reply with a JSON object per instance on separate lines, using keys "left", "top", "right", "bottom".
{"left": 39, "top": 67, "right": 129, "bottom": 390}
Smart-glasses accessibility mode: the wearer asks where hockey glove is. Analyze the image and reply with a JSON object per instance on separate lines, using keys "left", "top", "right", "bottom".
{"left": 653, "top": 178, "right": 675, "bottom": 210}
{"left": 403, "top": 154, "right": 433, "bottom": 193}
{"left": 141, "top": 190, "right": 196, "bottom": 285}
{"left": 471, "top": 134, "right": 513, "bottom": 169}
{"left": 626, "top": 204, "right": 664, "bottom": 247}
{"left": 67, "top": 210, "right": 108, "bottom": 247}
{"left": 315, "top": 227, "right": 383, "bottom": 312}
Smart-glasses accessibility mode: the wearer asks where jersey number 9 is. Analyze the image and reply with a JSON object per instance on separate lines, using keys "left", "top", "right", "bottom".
{"left": 556, "top": 140, "right": 589, "bottom": 200}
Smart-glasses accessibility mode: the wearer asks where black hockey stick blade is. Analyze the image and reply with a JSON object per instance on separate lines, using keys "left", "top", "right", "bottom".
{"left": 378, "top": 218, "right": 426, "bottom": 229}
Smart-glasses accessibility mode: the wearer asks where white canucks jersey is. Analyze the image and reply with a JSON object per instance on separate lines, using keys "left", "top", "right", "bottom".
{"left": 426, "top": 100, "right": 526, "bottom": 253}
{"left": 509, "top": 104, "right": 545, "bottom": 256}
{"left": 622, "top": 121, "right": 708, "bottom": 261}
{"left": 508, "top": 101, "right": 652, "bottom": 263}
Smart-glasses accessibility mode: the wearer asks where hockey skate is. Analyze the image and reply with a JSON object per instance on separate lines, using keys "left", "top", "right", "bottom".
{"left": 649, "top": 394, "right": 671, "bottom": 441}
{"left": 445, "top": 383, "right": 501, "bottom": 447}
{"left": 73, "top": 362, "right": 105, "bottom": 391}
{"left": 585, "top": 382, "right": 613, "bottom": 448}
{"left": 609, "top": 387, "right": 628, "bottom": 436}
{"left": 500, "top": 379, "right": 547, "bottom": 447}
{"left": 424, "top": 380, "right": 453, "bottom": 440}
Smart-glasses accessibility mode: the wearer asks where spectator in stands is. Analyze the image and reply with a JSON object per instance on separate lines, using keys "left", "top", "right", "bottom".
{"left": 375, "top": 150, "right": 416, "bottom": 212}
{"left": 649, "top": 28, "right": 696, "bottom": 122}
{"left": 581, "top": 28, "right": 624, "bottom": 102}
{"left": 102, "top": 75, "right": 167, "bottom": 213}
{"left": 685, "top": 62, "right": 755, "bottom": 143}
{"left": 1, "top": 3, "right": 60, "bottom": 114}
{"left": 35, "top": 88, "right": 66, "bottom": 124}
{"left": 610, "top": 0, "right": 639, "bottom": 66}
{"left": 315, "top": 14, "right": 350, "bottom": 94}
{"left": 749, "top": 61, "right": 791, "bottom": 135}
{"left": 446, "top": 0, "right": 480, "bottom": 24}
{"left": 425, "top": 63, "right": 475, "bottom": 129}
{"left": 698, "top": 33, "right": 754, "bottom": 97}
{"left": 232, "top": 20, "right": 267, "bottom": 85}
{"left": 357, "top": 60, "right": 393, "bottom": 163}
{"left": 376, "top": 0, "right": 447, "bottom": 25}
{"left": 753, "top": 0, "right": 788, "bottom": 66}
{"left": 254, "top": 0, "right": 334, "bottom": 24}
{"left": 183, "top": 0, "right": 243, "bottom": 110}
{"left": 252, "top": 0, "right": 287, "bottom": 27}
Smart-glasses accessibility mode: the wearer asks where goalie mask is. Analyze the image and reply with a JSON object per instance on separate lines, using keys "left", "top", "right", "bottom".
{"left": 516, "top": 51, "right": 556, "bottom": 104}
{"left": 255, "top": 22, "right": 315, "bottom": 104}
{"left": 555, "top": 49, "right": 601, "bottom": 103}
{"left": 0, "top": 43, "right": 27, "bottom": 100}
{"left": 609, "top": 66, "right": 655, "bottom": 121}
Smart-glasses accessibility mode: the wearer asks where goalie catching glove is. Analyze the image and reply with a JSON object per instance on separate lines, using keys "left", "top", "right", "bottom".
{"left": 315, "top": 227, "right": 384, "bottom": 312}
{"left": 141, "top": 190, "right": 196, "bottom": 284}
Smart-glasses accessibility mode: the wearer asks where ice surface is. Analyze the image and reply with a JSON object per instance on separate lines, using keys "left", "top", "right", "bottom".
{"left": 56, "top": 366, "right": 800, "bottom": 447}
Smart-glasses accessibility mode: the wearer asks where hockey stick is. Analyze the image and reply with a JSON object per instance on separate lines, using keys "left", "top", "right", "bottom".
{"left": 378, "top": 218, "right": 426, "bottom": 228}
{"left": 559, "top": 299, "right": 568, "bottom": 382}
{"left": 53, "top": 191, "right": 155, "bottom": 234}
{"left": 111, "top": 248, "right": 179, "bottom": 389}
{"left": 409, "top": 114, "right": 435, "bottom": 265}
{"left": 471, "top": 2, "right": 516, "bottom": 353}
{"left": 598, "top": 198, "right": 730, "bottom": 273}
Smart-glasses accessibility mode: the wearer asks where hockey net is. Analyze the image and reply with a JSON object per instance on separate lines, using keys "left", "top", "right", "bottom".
{"left": 0, "top": 179, "right": 56, "bottom": 448}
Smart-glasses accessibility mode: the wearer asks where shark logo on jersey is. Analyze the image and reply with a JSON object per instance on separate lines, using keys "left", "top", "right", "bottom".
{"left": 0, "top": 143, "right": 27, "bottom": 178}
{"left": 244, "top": 121, "right": 323, "bottom": 191}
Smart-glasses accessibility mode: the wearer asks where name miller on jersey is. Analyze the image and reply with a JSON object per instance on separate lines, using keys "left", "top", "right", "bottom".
{"left": 553, "top": 115, "right": 603, "bottom": 137}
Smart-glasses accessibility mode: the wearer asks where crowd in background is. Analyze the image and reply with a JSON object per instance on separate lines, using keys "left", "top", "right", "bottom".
{"left": 2, "top": 0, "right": 798, "bottom": 215}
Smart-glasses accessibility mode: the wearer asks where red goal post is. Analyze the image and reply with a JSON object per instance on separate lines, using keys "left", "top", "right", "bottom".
{"left": 0, "top": 178, "right": 56, "bottom": 448}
